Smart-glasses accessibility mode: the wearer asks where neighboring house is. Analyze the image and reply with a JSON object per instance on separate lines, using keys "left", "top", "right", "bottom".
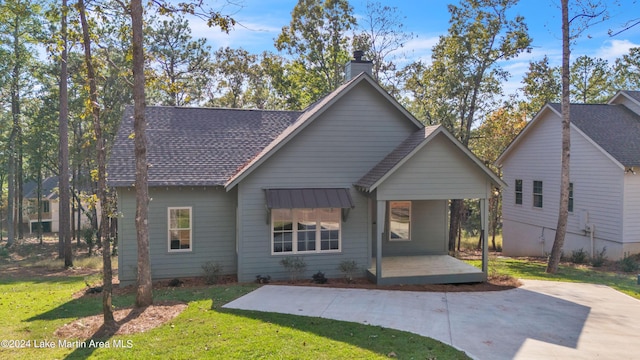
{"left": 23, "top": 176, "right": 60, "bottom": 233}
{"left": 108, "top": 57, "right": 504, "bottom": 286}
{"left": 496, "top": 91, "right": 640, "bottom": 260}
{"left": 22, "top": 176, "right": 95, "bottom": 234}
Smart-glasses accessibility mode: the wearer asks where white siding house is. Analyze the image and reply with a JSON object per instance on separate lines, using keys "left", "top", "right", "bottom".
{"left": 22, "top": 176, "right": 95, "bottom": 234}
{"left": 497, "top": 91, "right": 640, "bottom": 260}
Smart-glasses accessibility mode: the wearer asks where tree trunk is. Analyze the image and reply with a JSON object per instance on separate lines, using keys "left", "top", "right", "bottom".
{"left": 0, "top": 172, "right": 4, "bottom": 243}
{"left": 131, "top": 0, "right": 153, "bottom": 307}
{"left": 6, "top": 145, "right": 15, "bottom": 248}
{"left": 490, "top": 189, "right": 499, "bottom": 251}
{"left": 448, "top": 199, "right": 462, "bottom": 252}
{"left": 37, "top": 170, "right": 43, "bottom": 243}
{"left": 547, "top": 0, "right": 571, "bottom": 274}
{"left": 60, "top": 1, "right": 72, "bottom": 267}
{"left": 17, "top": 146, "right": 23, "bottom": 240}
{"left": 78, "top": 0, "right": 115, "bottom": 327}
{"left": 6, "top": 20, "right": 21, "bottom": 248}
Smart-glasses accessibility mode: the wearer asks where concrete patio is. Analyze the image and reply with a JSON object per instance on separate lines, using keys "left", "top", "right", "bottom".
{"left": 224, "top": 279, "right": 640, "bottom": 359}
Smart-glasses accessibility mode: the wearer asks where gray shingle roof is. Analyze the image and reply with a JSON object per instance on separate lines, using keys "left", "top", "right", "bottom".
{"left": 549, "top": 103, "right": 640, "bottom": 167}
{"left": 355, "top": 126, "right": 440, "bottom": 190}
{"left": 622, "top": 90, "right": 640, "bottom": 103}
{"left": 107, "top": 106, "right": 301, "bottom": 187}
{"left": 24, "top": 176, "right": 60, "bottom": 199}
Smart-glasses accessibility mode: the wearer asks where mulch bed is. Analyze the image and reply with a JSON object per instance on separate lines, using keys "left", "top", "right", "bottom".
{"left": 54, "top": 301, "right": 187, "bottom": 340}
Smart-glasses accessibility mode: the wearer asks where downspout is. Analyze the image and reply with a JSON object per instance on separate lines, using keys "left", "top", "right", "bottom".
{"left": 586, "top": 224, "right": 595, "bottom": 258}
{"left": 540, "top": 227, "right": 546, "bottom": 257}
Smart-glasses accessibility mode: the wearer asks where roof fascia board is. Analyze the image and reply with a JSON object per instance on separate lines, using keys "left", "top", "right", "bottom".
{"left": 607, "top": 91, "right": 640, "bottom": 108}
{"left": 570, "top": 123, "right": 625, "bottom": 170}
{"left": 496, "top": 104, "right": 559, "bottom": 166}
{"left": 225, "top": 73, "right": 422, "bottom": 190}
{"left": 366, "top": 127, "right": 443, "bottom": 191}
{"left": 437, "top": 128, "right": 507, "bottom": 188}
{"left": 367, "top": 127, "right": 507, "bottom": 191}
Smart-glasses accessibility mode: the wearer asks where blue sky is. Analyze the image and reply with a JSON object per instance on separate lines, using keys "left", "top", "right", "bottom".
{"left": 188, "top": 0, "right": 640, "bottom": 95}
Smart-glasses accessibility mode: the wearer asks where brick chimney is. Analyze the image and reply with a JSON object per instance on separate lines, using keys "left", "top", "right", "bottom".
{"left": 344, "top": 50, "right": 373, "bottom": 81}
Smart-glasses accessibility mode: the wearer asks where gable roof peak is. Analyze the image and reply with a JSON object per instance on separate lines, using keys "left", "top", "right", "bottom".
{"left": 224, "top": 72, "right": 423, "bottom": 190}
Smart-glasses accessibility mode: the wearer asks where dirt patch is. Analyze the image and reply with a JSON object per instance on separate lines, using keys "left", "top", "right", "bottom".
{"left": 2, "top": 264, "right": 100, "bottom": 279}
{"left": 0, "top": 236, "right": 102, "bottom": 279}
{"left": 55, "top": 301, "right": 187, "bottom": 340}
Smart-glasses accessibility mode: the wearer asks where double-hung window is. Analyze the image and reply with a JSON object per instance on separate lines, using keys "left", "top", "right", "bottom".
{"left": 515, "top": 179, "right": 523, "bottom": 205}
{"left": 272, "top": 208, "right": 341, "bottom": 254}
{"left": 533, "top": 181, "right": 543, "bottom": 208}
{"left": 168, "top": 207, "right": 192, "bottom": 251}
{"left": 568, "top": 182, "right": 574, "bottom": 212}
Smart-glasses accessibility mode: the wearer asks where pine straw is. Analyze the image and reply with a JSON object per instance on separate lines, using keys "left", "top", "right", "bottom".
{"left": 55, "top": 301, "right": 187, "bottom": 340}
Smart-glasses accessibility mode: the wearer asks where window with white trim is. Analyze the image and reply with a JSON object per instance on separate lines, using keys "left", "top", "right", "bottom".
{"left": 515, "top": 179, "right": 523, "bottom": 205}
{"left": 389, "top": 201, "right": 411, "bottom": 241}
{"left": 533, "top": 181, "right": 543, "bottom": 208}
{"left": 272, "top": 208, "right": 341, "bottom": 254}
{"left": 168, "top": 207, "right": 192, "bottom": 251}
{"left": 568, "top": 182, "right": 574, "bottom": 212}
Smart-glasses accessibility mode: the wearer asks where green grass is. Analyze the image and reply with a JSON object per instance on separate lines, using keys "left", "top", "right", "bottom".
{"left": 466, "top": 256, "right": 640, "bottom": 299}
{"left": 0, "top": 276, "right": 469, "bottom": 360}
{"left": 459, "top": 233, "right": 503, "bottom": 251}
{"left": 31, "top": 255, "right": 107, "bottom": 270}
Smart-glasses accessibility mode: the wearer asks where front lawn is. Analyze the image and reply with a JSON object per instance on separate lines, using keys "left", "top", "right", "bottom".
{"left": 0, "top": 275, "right": 469, "bottom": 359}
{"left": 466, "top": 256, "right": 640, "bottom": 300}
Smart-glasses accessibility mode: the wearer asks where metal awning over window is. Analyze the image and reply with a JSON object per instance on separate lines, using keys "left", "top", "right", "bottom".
{"left": 265, "top": 188, "right": 355, "bottom": 209}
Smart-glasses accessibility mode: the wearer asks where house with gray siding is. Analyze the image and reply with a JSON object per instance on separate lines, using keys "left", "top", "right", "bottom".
{"left": 108, "top": 57, "right": 504, "bottom": 286}
{"left": 496, "top": 91, "right": 640, "bottom": 260}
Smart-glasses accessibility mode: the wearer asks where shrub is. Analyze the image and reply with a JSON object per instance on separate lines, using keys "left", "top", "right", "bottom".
{"left": 590, "top": 247, "right": 607, "bottom": 267}
{"left": 280, "top": 257, "right": 307, "bottom": 281}
{"left": 312, "top": 271, "right": 328, "bottom": 284}
{"left": 201, "top": 261, "right": 223, "bottom": 285}
{"left": 618, "top": 253, "right": 639, "bottom": 273}
{"left": 82, "top": 228, "right": 96, "bottom": 256}
{"left": 255, "top": 275, "right": 271, "bottom": 284}
{"left": 0, "top": 247, "right": 9, "bottom": 259}
{"left": 570, "top": 248, "right": 589, "bottom": 264}
{"left": 338, "top": 260, "right": 360, "bottom": 283}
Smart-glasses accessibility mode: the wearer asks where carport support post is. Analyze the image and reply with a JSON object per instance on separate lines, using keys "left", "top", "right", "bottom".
{"left": 376, "top": 200, "right": 385, "bottom": 283}
{"left": 481, "top": 198, "right": 489, "bottom": 275}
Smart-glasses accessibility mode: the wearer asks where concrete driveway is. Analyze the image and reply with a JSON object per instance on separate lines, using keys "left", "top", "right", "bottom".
{"left": 224, "top": 280, "right": 640, "bottom": 359}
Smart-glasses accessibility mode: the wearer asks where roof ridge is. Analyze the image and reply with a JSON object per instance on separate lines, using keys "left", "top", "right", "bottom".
{"left": 128, "top": 104, "right": 303, "bottom": 113}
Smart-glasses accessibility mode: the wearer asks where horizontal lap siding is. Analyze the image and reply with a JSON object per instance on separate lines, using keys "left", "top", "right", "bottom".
{"left": 501, "top": 113, "right": 562, "bottom": 229}
{"left": 117, "top": 187, "right": 237, "bottom": 284}
{"left": 377, "top": 134, "right": 490, "bottom": 200}
{"left": 570, "top": 130, "right": 623, "bottom": 242}
{"left": 501, "top": 112, "right": 624, "bottom": 258}
{"left": 624, "top": 174, "right": 640, "bottom": 245}
{"left": 237, "top": 82, "right": 418, "bottom": 282}
{"left": 382, "top": 200, "right": 447, "bottom": 256}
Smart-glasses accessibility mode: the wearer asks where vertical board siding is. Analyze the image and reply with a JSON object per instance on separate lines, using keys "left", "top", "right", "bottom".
{"left": 117, "top": 187, "right": 237, "bottom": 284}
{"left": 382, "top": 200, "right": 447, "bottom": 256}
{"left": 236, "top": 82, "right": 418, "bottom": 282}
{"left": 377, "top": 134, "right": 490, "bottom": 200}
{"left": 501, "top": 112, "right": 625, "bottom": 258}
